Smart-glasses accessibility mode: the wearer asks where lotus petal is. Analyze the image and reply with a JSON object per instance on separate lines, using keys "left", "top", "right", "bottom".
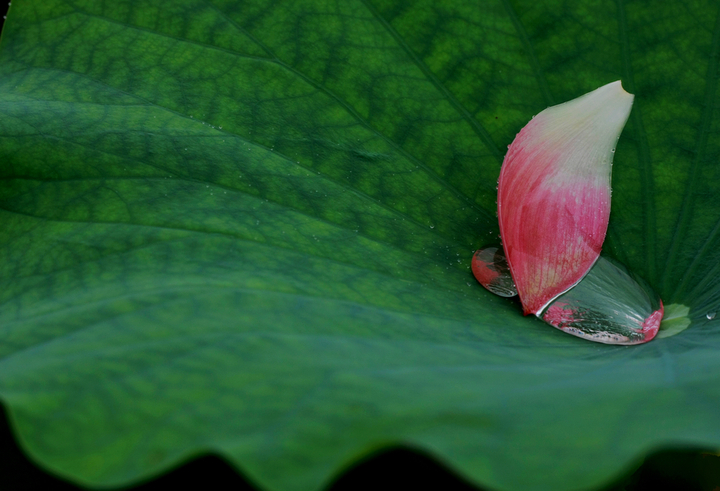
{"left": 498, "top": 81, "right": 634, "bottom": 315}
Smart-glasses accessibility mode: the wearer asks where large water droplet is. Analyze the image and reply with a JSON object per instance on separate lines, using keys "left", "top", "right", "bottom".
{"left": 707, "top": 312, "right": 716, "bottom": 320}
{"left": 540, "top": 256, "right": 663, "bottom": 345}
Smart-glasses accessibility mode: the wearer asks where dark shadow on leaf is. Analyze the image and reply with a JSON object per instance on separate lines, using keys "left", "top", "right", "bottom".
{"left": 0, "top": 402, "right": 253, "bottom": 491}
{"left": 611, "top": 448, "right": 720, "bottom": 491}
{"left": 325, "top": 447, "right": 487, "bottom": 491}
{"left": 1, "top": 406, "right": 719, "bottom": 491}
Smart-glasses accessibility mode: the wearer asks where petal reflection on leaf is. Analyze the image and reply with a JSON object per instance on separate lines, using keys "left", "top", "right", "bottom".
{"left": 498, "top": 81, "right": 634, "bottom": 315}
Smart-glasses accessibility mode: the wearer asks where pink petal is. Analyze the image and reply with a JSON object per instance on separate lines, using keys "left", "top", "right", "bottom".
{"left": 498, "top": 81, "right": 634, "bottom": 315}
{"left": 640, "top": 302, "right": 664, "bottom": 342}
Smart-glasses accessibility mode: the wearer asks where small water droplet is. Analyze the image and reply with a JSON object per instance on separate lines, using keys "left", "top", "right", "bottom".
{"left": 707, "top": 312, "right": 716, "bottom": 320}
{"left": 472, "top": 246, "right": 517, "bottom": 297}
{"left": 429, "top": 224, "right": 435, "bottom": 229}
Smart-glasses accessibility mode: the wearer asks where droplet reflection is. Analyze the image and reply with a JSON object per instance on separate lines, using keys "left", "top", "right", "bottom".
{"left": 471, "top": 246, "right": 517, "bottom": 297}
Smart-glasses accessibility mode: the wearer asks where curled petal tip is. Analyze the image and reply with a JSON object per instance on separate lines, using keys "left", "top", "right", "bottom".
{"left": 498, "top": 81, "right": 634, "bottom": 315}
{"left": 640, "top": 301, "right": 664, "bottom": 342}
{"left": 606, "top": 80, "right": 633, "bottom": 98}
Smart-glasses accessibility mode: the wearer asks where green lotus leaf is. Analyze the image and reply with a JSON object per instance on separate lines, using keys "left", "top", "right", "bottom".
{"left": 0, "top": 1, "right": 718, "bottom": 490}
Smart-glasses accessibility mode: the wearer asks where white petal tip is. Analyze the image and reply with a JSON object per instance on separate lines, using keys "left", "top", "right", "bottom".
{"left": 601, "top": 80, "right": 634, "bottom": 102}
{"left": 535, "top": 81, "right": 634, "bottom": 147}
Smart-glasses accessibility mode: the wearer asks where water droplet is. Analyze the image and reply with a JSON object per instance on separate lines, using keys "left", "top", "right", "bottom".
{"left": 707, "top": 312, "right": 716, "bottom": 320}
{"left": 472, "top": 246, "right": 517, "bottom": 297}
{"left": 429, "top": 224, "right": 435, "bottom": 229}
{"left": 542, "top": 257, "right": 662, "bottom": 345}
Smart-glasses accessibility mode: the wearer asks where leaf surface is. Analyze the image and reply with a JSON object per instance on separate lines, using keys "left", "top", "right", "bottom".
{"left": 1, "top": 1, "right": 719, "bottom": 490}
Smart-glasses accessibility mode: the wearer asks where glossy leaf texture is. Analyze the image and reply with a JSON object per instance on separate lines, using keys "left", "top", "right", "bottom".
{"left": 1, "top": 2, "right": 720, "bottom": 491}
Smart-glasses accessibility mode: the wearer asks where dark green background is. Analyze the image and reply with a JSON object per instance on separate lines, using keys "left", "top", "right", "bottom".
{"left": 1, "top": 1, "right": 719, "bottom": 490}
